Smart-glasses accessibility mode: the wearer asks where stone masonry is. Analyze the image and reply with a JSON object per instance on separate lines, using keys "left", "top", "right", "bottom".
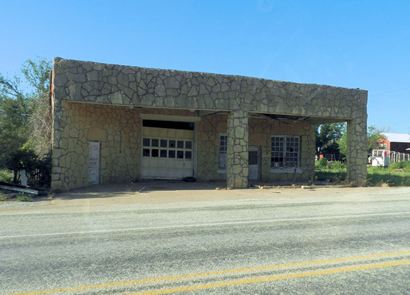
{"left": 227, "top": 111, "right": 249, "bottom": 189}
{"left": 51, "top": 58, "right": 368, "bottom": 190}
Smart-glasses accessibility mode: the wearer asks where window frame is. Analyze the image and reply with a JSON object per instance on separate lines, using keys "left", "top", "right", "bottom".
{"left": 270, "top": 135, "right": 301, "bottom": 170}
{"left": 141, "top": 137, "right": 193, "bottom": 161}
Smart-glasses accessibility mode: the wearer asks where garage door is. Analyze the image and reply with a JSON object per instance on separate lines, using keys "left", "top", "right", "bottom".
{"left": 141, "top": 121, "right": 194, "bottom": 179}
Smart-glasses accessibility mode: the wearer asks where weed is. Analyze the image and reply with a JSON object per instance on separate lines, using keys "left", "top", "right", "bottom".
{"left": 16, "top": 194, "right": 32, "bottom": 202}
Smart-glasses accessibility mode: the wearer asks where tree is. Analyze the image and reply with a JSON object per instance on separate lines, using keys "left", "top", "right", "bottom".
{"left": 338, "top": 126, "right": 385, "bottom": 158}
{"left": 23, "top": 59, "right": 52, "bottom": 156}
{"left": 0, "top": 58, "right": 51, "bottom": 169}
{"left": 316, "top": 123, "right": 345, "bottom": 160}
{"left": 367, "top": 126, "right": 386, "bottom": 152}
{"left": 0, "top": 75, "right": 30, "bottom": 167}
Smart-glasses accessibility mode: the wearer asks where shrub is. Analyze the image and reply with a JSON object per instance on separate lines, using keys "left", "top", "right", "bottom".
{"left": 15, "top": 194, "right": 32, "bottom": 202}
{"left": 0, "top": 193, "right": 7, "bottom": 201}
{"left": 328, "top": 161, "right": 346, "bottom": 171}
{"left": 316, "top": 158, "right": 328, "bottom": 169}
{"left": 5, "top": 148, "right": 39, "bottom": 183}
{"left": 389, "top": 161, "right": 410, "bottom": 173}
{"left": 4, "top": 148, "right": 51, "bottom": 188}
{"left": 0, "top": 169, "right": 12, "bottom": 183}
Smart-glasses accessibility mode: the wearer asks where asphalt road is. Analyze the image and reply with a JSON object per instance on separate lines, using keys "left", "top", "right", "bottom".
{"left": 1, "top": 187, "right": 410, "bottom": 294}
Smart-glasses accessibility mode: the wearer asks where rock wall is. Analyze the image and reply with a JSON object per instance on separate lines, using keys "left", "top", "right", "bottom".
{"left": 248, "top": 117, "right": 315, "bottom": 183}
{"left": 347, "top": 116, "right": 368, "bottom": 186}
{"left": 227, "top": 111, "right": 249, "bottom": 189}
{"left": 53, "top": 58, "right": 367, "bottom": 121}
{"left": 51, "top": 103, "right": 317, "bottom": 190}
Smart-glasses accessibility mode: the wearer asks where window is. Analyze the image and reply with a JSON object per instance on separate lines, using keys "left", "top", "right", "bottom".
{"left": 219, "top": 135, "right": 227, "bottom": 170}
{"left": 151, "top": 149, "right": 159, "bottom": 157}
{"left": 160, "top": 150, "right": 167, "bottom": 158}
{"left": 151, "top": 139, "right": 159, "bottom": 147}
{"left": 271, "top": 136, "right": 300, "bottom": 168}
{"left": 160, "top": 139, "right": 167, "bottom": 148}
{"left": 143, "top": 149, "right": 150, "bottom": 157}
{"left": 143, "top": 138, "right": 150, "bottom": 147}
{"left": 142, "top": 137, "right": 193, "bottom": 160}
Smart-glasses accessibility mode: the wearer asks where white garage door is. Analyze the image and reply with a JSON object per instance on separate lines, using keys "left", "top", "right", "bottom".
{"left": 141, "top": 124, "right": 194, "bottom": 179}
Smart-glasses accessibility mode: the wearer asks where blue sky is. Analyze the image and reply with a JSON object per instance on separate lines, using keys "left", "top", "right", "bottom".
{"left": 1, "top": 0, "right": 409, "bottom": 133}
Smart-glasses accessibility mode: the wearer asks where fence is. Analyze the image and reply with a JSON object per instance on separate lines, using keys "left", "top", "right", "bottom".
{"left": 389, "top": 151, "right": 410, "bottom": 163}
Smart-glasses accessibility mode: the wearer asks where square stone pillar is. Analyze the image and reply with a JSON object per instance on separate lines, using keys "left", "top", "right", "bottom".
{"left": 226, "top": 110, "right": 249, "bottom": 189}
{"left": 346, "top": 116, "right": 368, "bottom": 186}
{"left": 50, "top": 68, "right": 64, "bottom": 192}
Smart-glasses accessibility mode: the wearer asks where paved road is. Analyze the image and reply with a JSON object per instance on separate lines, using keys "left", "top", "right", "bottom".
{"left": 1, "top": 187, "right": 410, "bottom": 294}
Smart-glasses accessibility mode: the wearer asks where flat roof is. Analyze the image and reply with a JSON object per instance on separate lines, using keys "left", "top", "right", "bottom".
{"left": 382, "top": 133, "right": 410, "bottom": 143}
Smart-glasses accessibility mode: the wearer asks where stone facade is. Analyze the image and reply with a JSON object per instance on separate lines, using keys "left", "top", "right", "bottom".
{"left": 51, "top": 58, "right": 368, "bottom": 190}
{"left": 226, "top": 111, "right": 249, "bottom": 189}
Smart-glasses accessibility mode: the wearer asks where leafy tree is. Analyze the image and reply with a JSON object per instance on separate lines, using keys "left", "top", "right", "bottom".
{"left": 0, "top": 76, "right": 30, "bottom": 167}
{"left": 23, "top": 59, "right": 52, "bottom": 155}
{"left": 338, "top": 126, "right": 385, "bottom": 158}
{"left": 316, "top": 123, "right": 345, "bottom": 160}
{"left": 367, "top": 126, "right": 386, "bottom": 152}
{"left": 0, "top": 58, "right": 51, "bottom": 175}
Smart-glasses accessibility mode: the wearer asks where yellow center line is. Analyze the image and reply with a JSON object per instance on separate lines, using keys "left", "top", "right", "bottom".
{"left": 13, "top": 250, "right": 410, "bottom": 295}
{"left": 130, "top": 259, "right": 410, "bottom": 295}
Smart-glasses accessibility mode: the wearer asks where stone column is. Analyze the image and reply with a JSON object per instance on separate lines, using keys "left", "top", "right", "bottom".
{"left": 346, "top": 115, "right": 368, "bottom": 186}
{"left": 226, "top": 110, "right": 249, "bottom": 189}
{"left": 50, "top": 62, "right": 65, "bottom": 192}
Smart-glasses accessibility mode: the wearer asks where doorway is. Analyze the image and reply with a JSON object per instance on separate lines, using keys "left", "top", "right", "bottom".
{"left": 88, "top": 141, "right": 100, "bottom": 184}
{"left": 248, "top": 146, "right": 260, "bottom": 181}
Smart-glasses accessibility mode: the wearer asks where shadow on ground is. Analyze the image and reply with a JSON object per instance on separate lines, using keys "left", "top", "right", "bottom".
{"left": 55, "top": 180, "right": 227, "bottom": 200}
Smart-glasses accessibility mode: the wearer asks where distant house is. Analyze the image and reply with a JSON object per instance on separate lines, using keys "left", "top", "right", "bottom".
{"left": 380, "top": 133, "right": 410, "bottom": 153}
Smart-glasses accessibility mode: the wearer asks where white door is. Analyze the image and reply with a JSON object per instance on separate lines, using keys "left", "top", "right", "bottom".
{"left": 141, "top": 127, "right": 194, "bottom": 179}
{"left": 248, "top": 147, "right": 259, "bottom": 181}
{"left": 88, "top": 141, "right": 100, "bottom": 184}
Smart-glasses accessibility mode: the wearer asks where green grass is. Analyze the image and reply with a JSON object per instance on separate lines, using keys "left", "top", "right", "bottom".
{"left": 0, "top": 192, "right": 7, "bottom": 202}
{"left": 15, "top": 194, "right": 33, "bottom": 202}
{"left": 315, "top": 161, "right": 410, "bottom": 186}
{"left": 367, "top": 166, "right": 410, "bottom": 186}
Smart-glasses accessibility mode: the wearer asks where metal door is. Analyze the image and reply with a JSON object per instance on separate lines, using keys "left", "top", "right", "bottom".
{"left": 88, "top": 141, "right": 100, "bottom": 184}
{"left": 141, "top": 127, "right": 194, "bottom": 179}
{"left": 248, "top": 146, "right": 259, "bottom": 180}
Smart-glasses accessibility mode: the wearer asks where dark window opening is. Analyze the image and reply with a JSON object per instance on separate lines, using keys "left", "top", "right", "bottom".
{"left": 160, "top": 150, "right": 167, "bottom": 158}
{"left": 143, "top": 149, "right": 150, "bottom": 157}
{"left": 160, "top": 139, "right": 168, "bottom": 148}
{"left": 151, "top": 149, "right": 159, "bottom": 157}
{"left": 143, "top": 138, "right": 150, "bottom": 147}
{"left": 143, "top": 120, "right": 194, "bottom": 130}
{"left": 151, "top": 139, "right": 159, "bottom": 147}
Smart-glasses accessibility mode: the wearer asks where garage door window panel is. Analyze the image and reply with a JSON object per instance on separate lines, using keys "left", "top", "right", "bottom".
{"left": 168, "top": 150, "right": 176, "bottom": 158}
{"left": 143, "top": 138, "right": 150, "bottom": 147}
{"left": 143, "top": 149, "right": 150, "bottom": 157}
